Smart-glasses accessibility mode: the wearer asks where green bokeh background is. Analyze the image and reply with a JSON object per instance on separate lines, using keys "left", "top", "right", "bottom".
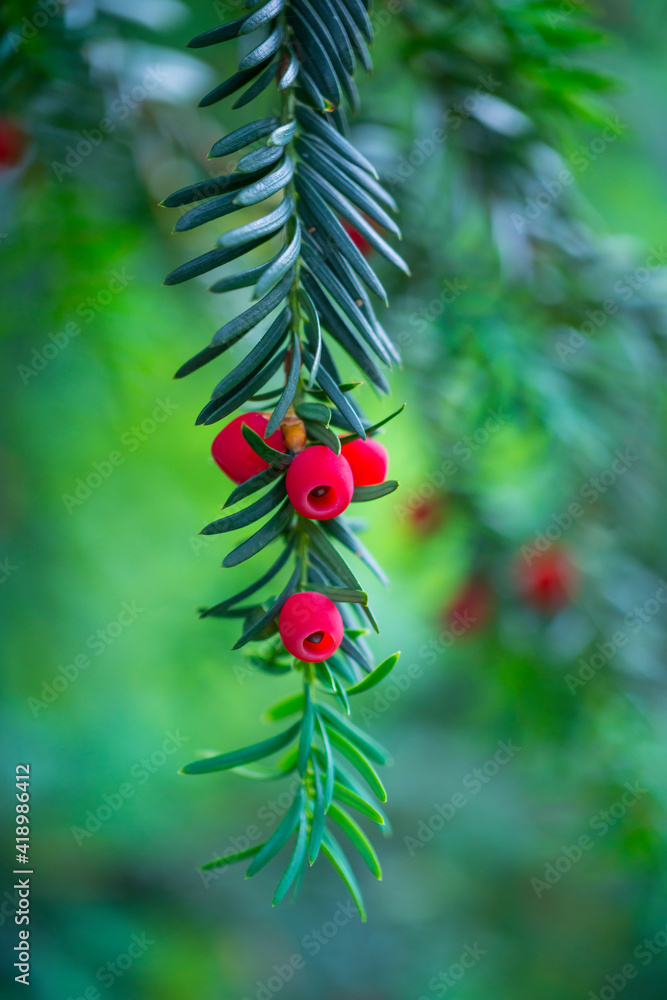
{"left": 2, "top": 2, "right": 667, "bottom": 999}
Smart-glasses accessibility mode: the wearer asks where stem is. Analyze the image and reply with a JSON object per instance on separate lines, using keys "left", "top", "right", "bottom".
{"left": 280, "top": 57, "right": 305, "bottom": 413}
{"left": 298, "top": 517, "right": 309, "bottom": 589}
{"left": 278, "top": 65, "right": 312, "bottom": 611}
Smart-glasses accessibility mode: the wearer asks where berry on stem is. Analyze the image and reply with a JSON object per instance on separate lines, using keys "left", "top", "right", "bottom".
{"left": 279, "top": 591, "right": 344, "bottom": 662}
{"left": 286, "top": 445, "right": 353, "bottom": 519}
{"left": 211, "top": 412, "right": 286, "bottom": 484}
{"left": 341, "top": 437, "right": 388, "bottom": 487}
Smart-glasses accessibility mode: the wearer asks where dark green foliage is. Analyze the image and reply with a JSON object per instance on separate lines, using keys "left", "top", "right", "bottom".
{"left": 161, "top": 0, "right": 407, "bottom": 917}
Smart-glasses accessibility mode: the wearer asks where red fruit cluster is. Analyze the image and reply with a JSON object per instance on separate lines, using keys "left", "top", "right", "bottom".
{"left": 213, "top": 413, "right": 388, "bottom": 516}
{"left": 211, "top": 417, "right": 390, "bottom": 660}
{"left": 211, "top": 412, "right": 286, "bottom": 484}
{"left": 518, "top": 548, "right": 577, "bottom": 612}
{"left": 279, "top": 591, "right": 343, "bottom": 662}
{"left": 0, "top": 119, "right": 26, "bottom": 169}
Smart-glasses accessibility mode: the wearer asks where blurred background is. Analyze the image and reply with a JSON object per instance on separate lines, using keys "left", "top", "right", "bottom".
{"left": 2, "top": 0, "right": 667, "bottom": 997}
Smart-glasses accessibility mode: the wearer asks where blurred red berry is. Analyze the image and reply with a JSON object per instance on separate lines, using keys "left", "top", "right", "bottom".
{"left": 279, "top": 591, "right": 344, "bottom": 661}
{"left": 342, "top": 218, "right": 373, "bottom": 257}
{"left": 444, "top": 576, "right": 493, "bottom": 633}
{"left": 409, "top": 497, "right": 444, "bottom": 535}
{"left": 517, "top": 548, "right": 577, "bottom": 612}
{"left": 340, "top": 437, "right": 388, "bottom": 487}
{"left": 211, "top": 412, "right": 286, "bottom": 484}
{"left": 0, "top": 119, "right": 27, "bottom": 169}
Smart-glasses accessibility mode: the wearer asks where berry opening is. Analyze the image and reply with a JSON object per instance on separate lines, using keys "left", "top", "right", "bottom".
{"left": 278, "top": 591, "right": 344, "bottom": 662}
{"left": 285, "top": 446, "right": 354, "bottom": 520}
{"left": 307, "top": 485, "right": 337, "bottom": 511}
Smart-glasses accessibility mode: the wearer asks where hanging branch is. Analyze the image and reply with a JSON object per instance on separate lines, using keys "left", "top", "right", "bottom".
{"left": 160, "top": 0, "right": 407, "bottom": 919}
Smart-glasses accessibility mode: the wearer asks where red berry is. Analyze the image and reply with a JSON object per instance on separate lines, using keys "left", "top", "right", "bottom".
{"left": 340, "top": 437, "right": 388, "bottom": 487}
{"left": 409, "top": 497, "right": 444, "bottom": 535}
{"left": 445, "top": 576, "right": 493, "bottom": 633}
{"left": 518, "top": 548, "right": 576, "bottom": 612}
{"left": 279, "top": 591, "right": 344, "bottom": 662}
{"left": 0, "top": 119, "right": 26, "bottom": 169}
{"left": 286, "top": 445, "right": 353, "bottom": 520}
{"left": 211, "top": 412, "right": 286, "bottom": 484}
{"left": 342, "top": 218, "right": 373, "bottom": 257}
